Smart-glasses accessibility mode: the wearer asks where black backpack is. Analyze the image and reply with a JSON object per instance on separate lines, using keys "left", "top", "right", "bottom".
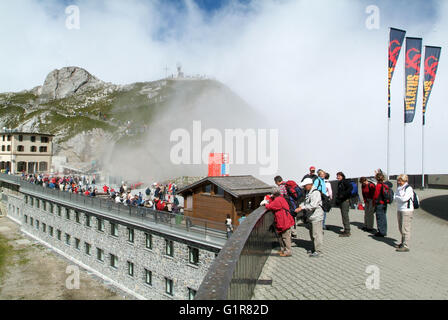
{"left": 405, "top": 185, "right": 420, "bottom": 209}
{"left": 312, "top": 189, "right": 332, "bottom": 213}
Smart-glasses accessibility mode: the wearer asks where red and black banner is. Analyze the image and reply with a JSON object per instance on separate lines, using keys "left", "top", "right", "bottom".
{"left": 388, "top": 28, "right": 406, "bottom": 118}
{"left": 422, "top": 46, "right": 441, "bottom": 124}
{"left": 404, "top": 37, "right": 422, "bottom": 124}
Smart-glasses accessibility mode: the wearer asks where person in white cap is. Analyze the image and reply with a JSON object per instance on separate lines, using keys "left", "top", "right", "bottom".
{"left": 296, "top": 178, "right": 324, "bottom": 258}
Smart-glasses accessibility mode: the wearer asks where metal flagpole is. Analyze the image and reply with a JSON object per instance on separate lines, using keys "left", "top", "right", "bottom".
{"left": 404, "top": 122, "right": 407, "bottom": 175}
{"left": 422, "top": 115, "right": 425, "bottom": 189}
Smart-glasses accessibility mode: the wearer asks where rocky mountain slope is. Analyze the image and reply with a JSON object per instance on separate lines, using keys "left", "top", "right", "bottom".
{"left": 0, "top": 67, "right": 266, "bottom": 181}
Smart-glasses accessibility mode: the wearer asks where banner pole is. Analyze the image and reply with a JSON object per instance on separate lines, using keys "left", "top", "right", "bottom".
{"left": 404, "top": 122, "right": 407, "bottom": 175}
{"left": 422, "top": 116, "right": 425, "bottom": 189}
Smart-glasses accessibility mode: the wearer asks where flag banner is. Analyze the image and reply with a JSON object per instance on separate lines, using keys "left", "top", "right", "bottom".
{"left": 208, "top": 153, "right": 229, "bottom": 177}
{"left": 404, "top": 37, "right": 422, "bottom": 123}
{"left": 388, "top": 28, "right": 406, "bottom": 116}
{"left": 422, "top": 46, "right": 441, "bottom": 124}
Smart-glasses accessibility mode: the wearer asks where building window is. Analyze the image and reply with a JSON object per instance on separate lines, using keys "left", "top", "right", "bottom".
{"left": 127, "top": 228, "right": 134, "bottom": 243}
{"left": 18, "top": 135, "right": 23, "bottom": 142}
{"left": 31, "top": 136, "right": 36, "bottom": 142}
{"left": 204, "top": 184, "right": 212, "bottom": 193}
{"left": 57, "top": 206, "right": 61, "bottom": 216}
{"left": 17, "top": 145, "right": 24, "bottom": 152}
{"left": 30, "top": 217, "right": 34, "bottom": 226}
{"left": 41, "top": 136, "right": 49, "bottom": 143}
{"left": 165, "top": 239, "right": 173, "bottom": 257}
{"left": 49, "top": 226, "right": 54, "bottom": 237}
{"left": 144, "top": 269, "right": 152, "bottom": 285}
{"left": 39, "top": 162, "right": 48, "bottom": 171}
{"left": 188, "top": 288, "right": 197, "bottom": 300}
{"left": 110, "top": 223, "right": 118, "bottom": 237}
{"left": 36, "top": 199, "right": 39, "bottom": 209}
{"left": 165, "top": 278, "right": 173, "bottom": 296}
{"left": 189, "top": 247, "right": 199, "bottom": 265}
{"left": 42, "top": 223, "right": 46, "bottom": 233}
{"left": 57, "top": 229, "right": 62, "bottom": 241}
{"left": 30, "top": 197, "right": 34, "bottom": 206}
{"left": 75, "top": 211, "right": 80, "bottom": 223}
{"left": 145, "top": 233, "right": 152, "bottom": 250}
{"left": 65, "top": 233, "right": 71, "bottom": 246}
{"left": 97, "top": 218, "right": 105, "bottom": 232}
{"left": 50, "top": 203, "right": 54, "bottom": 214}
{"left": 85, "top": 214, "right": 91, "bottom": 227}
{"left": 75, "top": 238, "right": 80, "bottom": 250}
{"left": 6, "top": 145, "right": 10, "bottom": 152}
{"left": 30, "top": 146, "right": 37, "bottom": 152}
{"left": 1, "top": 146, "right": 4, "bottom": 152}
{"left": 97, "top": 248, "right": 104, "bottom": 262}
{"left": 36, "top": 220, "right": 40, "bottom": 230}
{"left": 39, "top": 147, "right": 48, "bottom": 153}
{"left": 85, "top": 242, "right": 91, "bottom": 256}
{"left": 24, "top": 215, "right": 28, "bottom": 224}
{"left": 110, "top": 254, "right": 118, "bottom": 269}
{"left": 42, "top": 201, "right": 46, "bottom": 211}
{"left": 1, "top": 135, "right": 4, "bottom": 142}
{"left": 127, "top": 261, "right": 134, "bottom": 277}
{"left": 65, "top": 208, "right": 70, "bottom": 220}
{"left": 7, "top": 135, "right": 11, "bottom": 142}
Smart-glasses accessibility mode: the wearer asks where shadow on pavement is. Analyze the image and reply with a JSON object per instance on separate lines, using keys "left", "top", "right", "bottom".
{"left": 420, "top": 195, "right": 448, "bottom": 221}
{"left": 368, "top": 234, "right": 398, "bottom": 248}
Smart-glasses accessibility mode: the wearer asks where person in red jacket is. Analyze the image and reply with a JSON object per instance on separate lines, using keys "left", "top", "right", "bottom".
{"left": 263, "top": 188, "right": 295, "bottom": 257}
{"left": 360, "top": 177, "right": 376, "bottom": 232}
{"left": 371, "top": 173, "right": 388, "bottom": 237}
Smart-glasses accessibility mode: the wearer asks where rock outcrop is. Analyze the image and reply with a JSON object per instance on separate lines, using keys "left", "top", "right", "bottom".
{"left": 40, "top": 67, "right": 104, "bottom": 101}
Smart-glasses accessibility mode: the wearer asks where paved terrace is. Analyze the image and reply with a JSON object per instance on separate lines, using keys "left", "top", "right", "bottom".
{"left": 253, "top": 188, "right": 448, "bottom": 300}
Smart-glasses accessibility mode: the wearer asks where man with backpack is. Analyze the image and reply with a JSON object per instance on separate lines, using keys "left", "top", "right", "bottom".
{"left": 360, "top": 177, "right": 376, "bottom": 232}
{"left": 295, "top": 178, "right": 324, "bottom": 258}
{"left": 302, "top": 166, "right": 318, "bottom": 182}
{"left": 372, "top": 172, "right": 391, "bottom": 237}
{"left": 335, "top": 172, "right": 353, "bottom": 237}
{"left": 394, "top": 174, "right": 418, "bottom": 252}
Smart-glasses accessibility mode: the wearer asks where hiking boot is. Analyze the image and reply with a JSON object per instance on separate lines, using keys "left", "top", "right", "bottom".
{"left": 394, "top": 243, "right": 404, "bottom": 249}
{"left": 396, "top": 247, "right": 410, "bottom": 252}
{"left": 339, "top": 232, "right": 351, "bottom": 237}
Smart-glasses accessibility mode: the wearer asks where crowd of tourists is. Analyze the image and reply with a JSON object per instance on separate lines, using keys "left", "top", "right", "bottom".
{"left": 259, "top": 167, "right": 417, "bottom": 258}
{"left": 20, "top": 173, "right": 181, "bottom": 213}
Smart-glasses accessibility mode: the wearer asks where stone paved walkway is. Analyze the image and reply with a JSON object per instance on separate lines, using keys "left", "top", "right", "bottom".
{"left": 252, "top": 188, "right": 448, "bottom": 300}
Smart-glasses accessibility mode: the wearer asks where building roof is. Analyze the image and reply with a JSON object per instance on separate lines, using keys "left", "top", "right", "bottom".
{"left": 0, "top": 132, "right": 54, "bottom": 137}
{"left": 176, "top": 175, "right": 274, "bottom": 198}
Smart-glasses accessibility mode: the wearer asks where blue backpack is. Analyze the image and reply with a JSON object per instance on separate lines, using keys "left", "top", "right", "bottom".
{"left": 350, "top": 181, "right": 358, "bottom": 197}
{"left": 405, "top": 185, "right": 420, "bottom": 209}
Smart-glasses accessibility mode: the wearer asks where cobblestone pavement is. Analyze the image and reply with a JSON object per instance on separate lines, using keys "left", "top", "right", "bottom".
{"left": 252, "top": 188, "right": 448, "bottom": 300}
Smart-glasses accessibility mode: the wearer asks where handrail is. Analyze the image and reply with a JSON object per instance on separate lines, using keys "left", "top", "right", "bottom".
{"left": 195, "top": 206, "right": 276, "bottom": 300}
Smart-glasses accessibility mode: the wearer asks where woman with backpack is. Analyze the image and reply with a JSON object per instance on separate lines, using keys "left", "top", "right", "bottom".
{"left": 394, "top": 174, "right": 415, "bottom": 252}
{"left": 372, "top": 172, "right": 389, "bottom": 237}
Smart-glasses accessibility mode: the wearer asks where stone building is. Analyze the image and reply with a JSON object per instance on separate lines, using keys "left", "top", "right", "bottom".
{"left": 0, "top": 132, "right": 54, "bottom": 174}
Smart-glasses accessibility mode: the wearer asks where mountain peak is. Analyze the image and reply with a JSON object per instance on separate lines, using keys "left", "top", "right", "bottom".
{"left": 39, "top": 66, "right": 104, "bottom": 101}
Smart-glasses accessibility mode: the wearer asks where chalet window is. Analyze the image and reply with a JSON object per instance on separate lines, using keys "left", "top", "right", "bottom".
{"left": 165, "top": 239, "right": 173, "bottom": 257}
{"left": 30, "top": 146, "right": 37, "bottom": 152}
{"left": 204, "top": 184, "right": 212, "bottom": 193}
{"left": 97, "top": 248, "right": 104, "bottom": 262}
{"left": 6, "top": 145, "right": 10, "bottom": 151}
{"left": 85, "top": 242, "right": 91, "bottom": 255}
{"left": 49, "top": 226, "right": 54, "bottom": 237}
{"left": 127, "top": 228, "right": 134, "bottom": 243}
{"left": 41, "top": 136, "right": 49, "bottom": 143}
{"left": 127, "top": 261, "right": 134, "bottom": 277}
{"left": 18, "top": 135, "right": 23, "bottom": 142}
{"left": 31, "top": 136, "right": 36, "bottom": 142}
{"left": 39, "top": 146, "right": 48, "bottom": 153}
{"left": 215, "top": 186, "right": 225, "bottom": 196}
{"left": 17, "top": 145, "right": 24, "bottom": 152}
{"left": 145, "top": 233, "right": 152, "bottom": 249}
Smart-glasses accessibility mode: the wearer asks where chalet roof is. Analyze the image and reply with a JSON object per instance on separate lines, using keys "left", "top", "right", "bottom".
{"left": 176, "top": 175, "right": 274, "bottom": 198}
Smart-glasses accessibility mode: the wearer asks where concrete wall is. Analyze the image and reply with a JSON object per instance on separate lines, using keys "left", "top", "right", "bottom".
{"left": 1, "top": 188, "right": 219, "bottom": 300}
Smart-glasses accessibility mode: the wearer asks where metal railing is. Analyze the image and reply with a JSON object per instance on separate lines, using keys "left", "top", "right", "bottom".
{"left": 0, "top": 173, "right": 229, "bottom": 243}
{"left": 195, "top": 206, "right": 276, "bottom": 300}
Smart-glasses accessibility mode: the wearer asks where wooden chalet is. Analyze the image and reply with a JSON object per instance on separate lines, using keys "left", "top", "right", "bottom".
{"left": 176, "top": 175, "right": 274, "bottom": 226}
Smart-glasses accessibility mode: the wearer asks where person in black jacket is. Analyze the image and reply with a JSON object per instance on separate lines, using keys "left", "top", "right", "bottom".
{"left": 335, "top": 172, "right": 353, "bottom": 237}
